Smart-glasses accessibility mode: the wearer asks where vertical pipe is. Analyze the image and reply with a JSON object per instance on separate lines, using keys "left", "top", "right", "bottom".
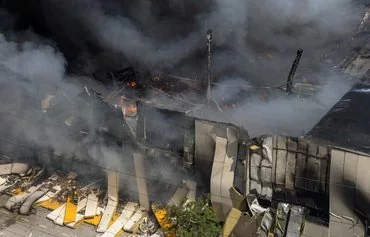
{"left": 207, "top": 29, "right": 212, "bottom": 105}
{"left": 286, "top": 49, "right": 303, "bottom": 93}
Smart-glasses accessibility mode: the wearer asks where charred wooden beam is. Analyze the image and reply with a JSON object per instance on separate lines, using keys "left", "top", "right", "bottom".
{"left": 286, "top": 49, "right": 303, "bottom": 93}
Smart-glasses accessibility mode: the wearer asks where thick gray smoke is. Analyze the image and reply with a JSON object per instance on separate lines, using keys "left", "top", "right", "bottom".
{"left": 0, "top": 1, "right": 367, "bottom": 202}
{"left": 29, "top": 0, "right": 364, "bottom": 81}
{"left": 213, "top": 73, "right": 355, "bottom": 137}
{"left": 23, "top": 0, "right": 367, "bottom": 138}
{"left": 0, "top": 0, "right": 367, "bottom": 140}
{"left": 0, "top": 30, "right": 128, "bottom": 172}
{"left": 0, "top": 21, "right": 185, "bottom": 201}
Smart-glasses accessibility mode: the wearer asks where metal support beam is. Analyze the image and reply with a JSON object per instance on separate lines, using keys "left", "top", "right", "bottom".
{"left": 207, "top": 29, "right": 213, "bottom": 105}
{"left": 286, "top": 49, "right": 303, "bottom": 93}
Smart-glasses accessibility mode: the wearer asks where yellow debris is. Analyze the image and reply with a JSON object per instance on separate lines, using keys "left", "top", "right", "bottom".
{"left": 12, "top": 188, "right": 23, "bottom": 195}
{"left": 84, "top": 215, "right": 102, "bottom": 226}
{"left": 249, "top": 145, "right": 260, "bottom": 150}
{"left": 64, "top": 195, "right": 77, "bottom": 225}
{"left": 38, "top": 199, "right": 63, "bottom": 210}
{"left": 108, "top": 213, "right": 121, "bottom": 228}
{"left": 84, "top": 208, "right": 118, "bottom": 227}
{"left": 116, "top": 230, "right": 124, "bottom": 237}
{"left": 152, "top": 204, "right": 176, "bottom": 237}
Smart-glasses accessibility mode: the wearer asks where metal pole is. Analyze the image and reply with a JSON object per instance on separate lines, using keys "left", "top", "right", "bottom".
{"left": 286, "top": 48, "right": 303, "bottom": 93}
{"left": 207, "top": 29, "right": 212, "bottom": 105}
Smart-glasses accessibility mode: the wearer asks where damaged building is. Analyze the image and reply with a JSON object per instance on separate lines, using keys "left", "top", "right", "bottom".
{"left": 0, "top": 3, "right": 369, "bottom": 237}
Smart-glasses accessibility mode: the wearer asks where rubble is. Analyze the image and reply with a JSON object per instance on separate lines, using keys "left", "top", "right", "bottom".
{"left": 0, "top": 165, "right": 151, "bottom": 236}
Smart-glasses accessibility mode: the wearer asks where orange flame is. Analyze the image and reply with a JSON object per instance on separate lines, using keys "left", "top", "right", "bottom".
{"left": 129, "top": 81, "right": 137, "bottom": 87}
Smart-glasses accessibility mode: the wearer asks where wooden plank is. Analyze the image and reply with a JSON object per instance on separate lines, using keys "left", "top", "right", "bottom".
{"left": 35, "top": 185, "right": 62, "bottom": 204}
{"left": 107, "top": 171, "right": 119, "bottom": 200}
{"left": 285, "top": 139, "right": 297, "bottom": 190}
{"left": 295, "top": 139, "right": 307, "bottom": 190}
{"left": 97, "top": 171, "right": 119, "bottom": 233}
{"left": 97, "top": 199, "right": 118, "bottom": 232}
{"left": 54, "top": 205, "right": 67, "bottom": 226}
{"left": 65, "top": 198, "right": 87, "bottom": 228}
{"left": 123, "top": 209, "right": 146, "bottom": 232}
{"left": 101, "top": 202, "right": 138, "bottom": 237}
{"left": 84, "top": 191, "right": 99, "bottom": 218}
{"left": 275, "top": 136, "right": 287, "bottom": 185}
{"left": 47, "top": 203, "right": 66, "bottom": 222}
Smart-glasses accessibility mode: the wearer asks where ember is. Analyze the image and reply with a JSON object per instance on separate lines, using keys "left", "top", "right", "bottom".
{"left": 124, "top": 104, "right": 137, "bottom": 117}
{"left": 129, "top": 81, "right": 137, "bottom": 87}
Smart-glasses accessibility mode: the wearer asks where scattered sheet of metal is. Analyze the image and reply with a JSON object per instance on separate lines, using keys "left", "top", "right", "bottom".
{"left": 286, "top": 205, "right": 306, "bottom": 237}
{"left": 246, "top": 194, "right": 269, "bottom": 216}
{"left": 257, "top": 210, "right": 274, "bottom": 237}
{"left": 274, "top": 203, "right": 290, "bottom": 237}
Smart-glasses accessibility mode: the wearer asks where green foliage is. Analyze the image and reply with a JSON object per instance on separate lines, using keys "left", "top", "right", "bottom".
{"left": 169, "top": 195, "right": 222, "bottom": 237}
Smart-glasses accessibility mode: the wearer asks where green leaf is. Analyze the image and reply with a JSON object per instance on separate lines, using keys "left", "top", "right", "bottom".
{"left": 168, "top": 196, "right": 222, "bottom": 237}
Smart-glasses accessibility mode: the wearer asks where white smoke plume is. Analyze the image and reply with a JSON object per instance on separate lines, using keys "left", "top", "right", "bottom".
{"left": 219, "top": 73, "right": 355, "bottom": 137}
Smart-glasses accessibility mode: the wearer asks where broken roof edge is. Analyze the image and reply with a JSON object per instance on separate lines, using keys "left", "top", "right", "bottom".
{"left": 136, "top": 100, "right": 249, "bottom": 136}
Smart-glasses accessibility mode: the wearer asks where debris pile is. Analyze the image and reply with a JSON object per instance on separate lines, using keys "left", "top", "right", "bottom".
{"left": 0, "top": 164, "right": 162, "bottom": 236}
